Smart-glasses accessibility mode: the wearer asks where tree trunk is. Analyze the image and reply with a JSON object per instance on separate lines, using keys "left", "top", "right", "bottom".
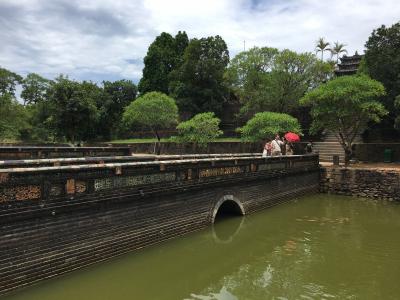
{"left": 154, "top": 130, "right": 161, "bottom": 155}
{"left": 344, "top": 145, "right": 352, "bottom": 166}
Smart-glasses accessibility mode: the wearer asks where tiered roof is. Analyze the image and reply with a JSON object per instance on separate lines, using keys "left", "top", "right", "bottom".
{"left": 335, "top": 52, "right": 363, "bottom": 76}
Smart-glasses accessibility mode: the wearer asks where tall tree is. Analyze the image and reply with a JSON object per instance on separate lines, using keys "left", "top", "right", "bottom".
{"left": 225, "top": 47, "right": 279, "bottom": 115}
{"left": 330, "top": 41, "right": 347, "bottom": 64}
{"left": 99, "top": 79, "right": 137, "bottom": 139}
{"left": 48, "top": 76, "right": 101, "bottom": 143}
{"left": 315, "top": 37, "right": 330, "bottom": 60}
{"left": 21, "top": 73, "right": 52, "bottom": 105}
{"left": 0, "top": 67, "right": 22, "bottom": 97}
{"left": 300, "top": 75, "right": 387, "bottom": 164}
{"left": 364, "top": 22, "right": 400, "bottom": 117}
{"left": 226, "top": 47, "right": 333, "bottom": 116}
{"left": 169, "top": 35, "right": 230, "bottom": 117}
{"left": 0, "top": 67, "right": 28, "bottom": 140}
{"left": 138, "top": 31, "right": 189, "bottom": 95}
{"left": 0, "top": 94, "right": 29, "bottom": 140}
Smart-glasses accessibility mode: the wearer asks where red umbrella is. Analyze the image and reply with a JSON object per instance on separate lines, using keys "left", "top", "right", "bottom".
{"left": 285, "top": 132, "right": 300, "bottom": 143}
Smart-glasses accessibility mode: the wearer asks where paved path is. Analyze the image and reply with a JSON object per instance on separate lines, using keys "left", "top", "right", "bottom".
{"left": 320, "top": 162, "right": 400, "bottom": 170}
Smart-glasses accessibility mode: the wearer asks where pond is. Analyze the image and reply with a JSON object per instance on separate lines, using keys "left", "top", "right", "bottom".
{"left": 3, "top": 194, "right": 400, "bottom": 300}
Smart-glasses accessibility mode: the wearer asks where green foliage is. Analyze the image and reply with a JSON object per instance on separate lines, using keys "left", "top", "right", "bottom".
{"left": 0, "top": 67, "right": 29, "bottom": 141}
{"left": 48, "top": 76, "right": 101, "bottom": 143}
{"left": 0, "top": 67, "right": 22, "bottom": 97}
{"left": 364, "top": 22, "right": 400, "bottom": 132}
{"left": 23, "top": 101, "right": 57, "bottom": 142}
{"left": 122, "top": 92, "right": 178, "bottom": 141}
{"left": 21, "top": 73, "right": 52, "bottom": 105}
{"left": 169, "top": 35, "right": 229, "bottom": 116}
{"left": 226, "top": 47, "right": 333, "bottom": 116}
{"left": 364, "top": 22, "right": 400, "bottom": 112}
{"left": 174, "top": 112, "right": 223, "bottom": 147}
{"left": 238, "top": 112, "right": 301, "bottom": 142}
{"left": 300, "top": 74, "right": 387, "bottom": 162}
{"left": 138, "top": 31, "right": 188, "bottom": 95}
{"left": 0, "top": 94, "right": 29, "bottom": 141}
{"left": 99, "top": 80, "right": 137, "bottom": 139}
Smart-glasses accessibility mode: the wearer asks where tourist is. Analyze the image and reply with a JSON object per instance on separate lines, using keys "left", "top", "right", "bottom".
{"left": 271, "top": 134, "right": 283, "bottom": 156}
{"left": 262, "top": 140, "right": 272, "bottom": 157}
{"left": 306, "top": 140, "right": 313, "bottom": 153}
{"left": 286, "top": 142, "right": 294, "bottom": 155}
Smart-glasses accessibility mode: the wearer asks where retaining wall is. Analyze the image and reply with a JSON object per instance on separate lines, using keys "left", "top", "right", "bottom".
{"left": 320, "top": 167, "right": 400, "bottom": 201}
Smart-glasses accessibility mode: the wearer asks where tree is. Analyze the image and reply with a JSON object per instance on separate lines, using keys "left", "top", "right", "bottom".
{"left": 48, "top": 76, "right": 101, "bottom": 143}
{"left": 364, "top": 22, "right": 400, "bottom": 128}
{"left": 138, "top": 31, "right": 189, "bottom": 95}
{"left": 226, "top": 47, "right": 333, "bottom": 116}
{"left": 169, "top": 35, "right": 230, "bottom": 117}
{"left": 174, "top": 112, "right": 223, "bottom": 148}
{"left": 21, "top": 73, "right": 52, "bottom": 105}
{"left": 0, "top": 67, "right": 28, "bottom": 140}
{"left": 122, "top": 92, "right": 178, "bottom": 153}
{"left": 0, "top": 67, "right": 22, "bottom": 97}
{"left": 300, "top": 75, "right": 387, "bottom": 164}
{"left": 99, "top": 80, "right": 137, "bottom": 139}
{"left": 0, "top": 94, "right": 29, "bottom": 141}
{"left": 330, "top": 41, "right": 347, "bottom": 64}
{"left": 224, "top": 47, "right": 278, "bottom": 115}
{"left": 315, "top": 37, "right": 330, "bottom": 60}
{"left": 237, "top": 111, "right": 301, "bottom": 142}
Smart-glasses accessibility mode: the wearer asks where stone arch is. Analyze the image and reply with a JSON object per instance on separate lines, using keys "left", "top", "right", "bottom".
{"left": 211, "top": 194, "right": 245, "bottom": 224}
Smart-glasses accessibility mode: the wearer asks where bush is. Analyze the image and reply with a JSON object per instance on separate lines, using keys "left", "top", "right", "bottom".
{"left": 174, "top": 112, "right": 223, "bottom": 148}
{"left": 238, "top": 111, "right": 301, "bottom": 141}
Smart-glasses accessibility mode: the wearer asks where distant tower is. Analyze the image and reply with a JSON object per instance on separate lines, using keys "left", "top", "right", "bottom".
{"left": 335, "top": 51, "right": 363, "bottom": 76}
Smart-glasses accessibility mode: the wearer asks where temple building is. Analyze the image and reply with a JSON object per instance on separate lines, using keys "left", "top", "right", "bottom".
{"left": 335, "top": 51, "right": 364, "bottom": 76}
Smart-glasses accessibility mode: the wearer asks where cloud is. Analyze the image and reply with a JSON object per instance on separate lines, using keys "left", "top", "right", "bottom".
{"left": 0, "top": 0, "right": 399, "bottom": 84}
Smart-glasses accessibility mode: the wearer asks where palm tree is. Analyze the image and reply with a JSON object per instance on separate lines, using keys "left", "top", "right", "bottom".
{"left": 315, "top": 37, "right": 330, "bottom": 61}
{"left": 330, "top": 41, "right": 348, "bottom": 64}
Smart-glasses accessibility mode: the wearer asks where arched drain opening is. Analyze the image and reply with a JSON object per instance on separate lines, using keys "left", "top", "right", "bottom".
{"left": 212, "top": 215, "right": 244, "bottom": 243}
{"left": 214, "top": 200, "right": 244, "bottom": 222}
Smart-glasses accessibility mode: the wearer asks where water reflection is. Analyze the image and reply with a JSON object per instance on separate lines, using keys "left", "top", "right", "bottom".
{"left": 212, "top": 216, "right": 244, "bottom": 244}
{"left": 3, "top": 195, "right": 400, "bottom": 300}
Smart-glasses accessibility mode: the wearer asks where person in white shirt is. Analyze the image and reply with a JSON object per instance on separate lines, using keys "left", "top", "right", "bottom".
{"left": 271, "top": 134, "right": 284, "bottom": 156}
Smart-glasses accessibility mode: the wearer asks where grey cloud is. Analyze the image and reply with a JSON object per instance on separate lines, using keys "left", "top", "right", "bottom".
{"left": 43, "top": 1, "right": 130, "bottom": 37}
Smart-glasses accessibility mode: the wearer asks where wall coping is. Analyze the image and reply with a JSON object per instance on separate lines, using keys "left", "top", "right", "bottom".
{"left": 0, "top": 154, "right": 317, "bottom": 174}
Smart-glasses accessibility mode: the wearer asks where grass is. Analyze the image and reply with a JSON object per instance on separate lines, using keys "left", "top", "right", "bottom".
{"left": 109, "top": 137, "right": 241, "bottom": 144}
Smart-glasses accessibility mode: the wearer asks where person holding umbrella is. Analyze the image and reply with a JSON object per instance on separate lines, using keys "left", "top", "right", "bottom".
{"left": 284, "top": 132, "right": 300, "bottom": 155}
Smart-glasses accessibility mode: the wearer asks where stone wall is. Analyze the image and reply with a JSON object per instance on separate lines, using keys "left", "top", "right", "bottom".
{"left": 0, "top": 155, "right": 319, "bottom": 295}
{"left": 320, "top": 167, "right": 400, "bottom": 201}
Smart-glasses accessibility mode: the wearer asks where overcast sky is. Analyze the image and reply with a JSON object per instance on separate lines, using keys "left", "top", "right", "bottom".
{"left": 0, "top": 0, "right": 399, "bottom": 84}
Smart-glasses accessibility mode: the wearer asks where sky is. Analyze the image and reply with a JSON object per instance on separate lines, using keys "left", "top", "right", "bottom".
{"left": 0, "top": 0, "right": 399, "bottom": 84}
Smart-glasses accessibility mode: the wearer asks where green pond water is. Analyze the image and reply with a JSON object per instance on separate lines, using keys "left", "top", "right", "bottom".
{"left": 3, "top": 194, "right": 400, "bottom": 300}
